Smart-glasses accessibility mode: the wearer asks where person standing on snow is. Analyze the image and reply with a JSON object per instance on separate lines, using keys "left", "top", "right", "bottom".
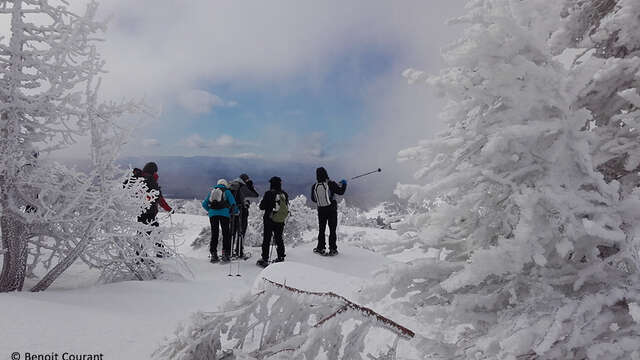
{"left": 202, "top": 179, "right": 238, "bottom": 263}
{"left": 228, "top": 173, "right": 259, "bottom": 258}
{"left": 136, "top": 162, "right": 174, "bottom": 227}
{"left": 128, "top": 161, "right": 173, "bottom": 258}
{"left": 257, "top": 176, "right": 289, "bottom": 267}
{"left": 311, "top": 167, "right": 347, "bottom": 256}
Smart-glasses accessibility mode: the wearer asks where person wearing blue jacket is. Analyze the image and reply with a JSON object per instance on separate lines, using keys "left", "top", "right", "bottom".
{"left": 202, "top": 179, "right": 238, "bottom": 263}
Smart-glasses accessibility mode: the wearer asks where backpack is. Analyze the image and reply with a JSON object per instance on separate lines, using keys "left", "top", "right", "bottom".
{"left": 314, "top": 181, "right": 332, "bottom": 207}
{"left": 229, "top": 180, "right": 243, "bottom": 208}
{"left": 209, "top": 188, "right": 229, "bottom": 210}
{"left": 270, "top": 192, "right": 289, "bottom": 223}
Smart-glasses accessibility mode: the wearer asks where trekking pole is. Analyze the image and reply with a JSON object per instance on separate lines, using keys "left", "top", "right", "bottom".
{"left": 228, "top": 215, "right": 235, "bottom": 277}
{"left": 236, "top": 236, "right": 242, "bottom": 277}
{"left": 351, "top": 168, "right": 382, "bottom": 180}
{"left": 169, "top": 214, "right": 176, "bottom": 250}
{"left": 269, "top": 240, "right": 275, "bottom": 264}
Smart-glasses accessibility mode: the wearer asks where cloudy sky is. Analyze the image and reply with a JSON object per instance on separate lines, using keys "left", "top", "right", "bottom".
{"left": 64, "top": 0, "right": 465, "bottom": 164}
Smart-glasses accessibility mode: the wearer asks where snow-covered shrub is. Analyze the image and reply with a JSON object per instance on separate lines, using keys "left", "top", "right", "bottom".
{"left": 282, "top": 195, "right": 317, "bottom": 246}
{"left": 172, "top": 199, "right": 206, "bottom": 216}
{"left": 155, "top": 278, "right": 435, "bottom": 360}
{"left": 337, "top": 199, "right": 378, "bottom": 228}
{"left": 366, "top": 1, "right": 640, "bottom": 359}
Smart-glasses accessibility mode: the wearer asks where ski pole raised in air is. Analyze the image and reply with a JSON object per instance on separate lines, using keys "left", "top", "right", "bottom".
{"left": 351, "top": 168, "right": 382, "bottom": 180}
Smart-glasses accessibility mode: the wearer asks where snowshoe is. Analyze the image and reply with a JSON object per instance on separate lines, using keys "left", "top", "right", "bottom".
{"left": 256, "top": 258, "right": 269, "bottom": 268}
{"left": 313, "top": 248, "right": 326, "bottom": 256}
{"left": 326, "top": 249, "right": 339, "bottom": 257}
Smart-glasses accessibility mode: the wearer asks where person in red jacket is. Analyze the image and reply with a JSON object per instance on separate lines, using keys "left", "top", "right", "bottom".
{"left": 133, "top": 162, "right": 173, "bottom": 258}
{"left": 136, "top": 162, "right": 173, "bottom": 226}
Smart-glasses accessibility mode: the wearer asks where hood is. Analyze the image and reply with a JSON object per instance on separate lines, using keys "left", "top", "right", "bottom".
{"left": 316, "top": 167, "right": 329, "bottom": 182}
{"left": 232, "top": 177, "right": 246, "bottom": 185}
{"left": 143, "top": 162, "right": 158, "bottom": 174}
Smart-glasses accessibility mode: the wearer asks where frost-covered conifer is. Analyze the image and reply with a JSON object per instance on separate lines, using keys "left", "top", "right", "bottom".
{"left": 550, "top": 0, "right": 640, "bottom": 197}
{"left": 371, "top": 0, "right": 640, "bottom": 358}
{"left": 0, "top": 0, "right": 182, "bottom": 291}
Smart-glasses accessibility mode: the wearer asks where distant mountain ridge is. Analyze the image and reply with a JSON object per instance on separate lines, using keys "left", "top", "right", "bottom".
{"left": 118, "top": 155, "right": 320, "bottom": 201}
{"left": 55, "top": 155, "right": 395, "bottom": 209}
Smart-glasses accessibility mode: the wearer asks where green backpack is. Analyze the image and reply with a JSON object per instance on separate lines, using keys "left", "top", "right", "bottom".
{"left": 270, "top": 192, "right": 289, "bottom": 223}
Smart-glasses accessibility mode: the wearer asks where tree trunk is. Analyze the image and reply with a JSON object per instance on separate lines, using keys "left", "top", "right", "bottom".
{"left": 0, "top": 212, "right": 28, "bottom": 292}
{"left": 30, "top": 237, "right": 90, "bottom": 292}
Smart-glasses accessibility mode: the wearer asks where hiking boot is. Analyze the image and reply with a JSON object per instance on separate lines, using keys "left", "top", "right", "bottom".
{"left": 256, "top": 258, "right": 269, "bottom": 268}
{"left": 210, "top": 253, "right": 219, "bottom": 263}
{"left": 272, "top": 257, "right": 285, "bottom": 263}
{"left": 313, "top": 247, "right": 326, "bottom": 256}
{"left": 220, "top": 254, "right": 231, "bottom": 263}
{"left": 327, "top": 249, "right": 339, "bottom": 256}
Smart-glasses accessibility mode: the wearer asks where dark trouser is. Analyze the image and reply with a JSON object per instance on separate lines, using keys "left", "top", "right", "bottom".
{"left": 241, "top": 207, "right": 249, "bottom": 236}
{"left": 137, "top": 212, "right": 163, "bottom": 257}
{"left": 138, "top": 212, "right": 159, "bottom": 228}
{"left": 317, "top": 205, "right": 338, "bottom": 251}
{"left": 262, "top": 218, "right": 285, "bottom": 260}
{"left": 231, "top": 207, "right": 250, "bottom": 256}
{"left": 210, "top": 216, "right": 231, "bottom": 256}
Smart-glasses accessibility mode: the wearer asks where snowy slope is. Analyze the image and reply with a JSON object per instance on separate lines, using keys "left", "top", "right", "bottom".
{"left": 0, "top": 214, "right": 404, "bottom": 359}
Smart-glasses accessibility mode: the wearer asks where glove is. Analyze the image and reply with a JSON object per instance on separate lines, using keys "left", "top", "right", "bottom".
{"left": 340, "top": 179, "right": 347, "bottom": 186}
{"left": 168, "top": 208, "right": 175, "bottom": 214}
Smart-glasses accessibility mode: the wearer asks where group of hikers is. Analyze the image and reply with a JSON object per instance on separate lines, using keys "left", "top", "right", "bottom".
{"left": 132, "top": 162, "right": 348, "bottom": 268}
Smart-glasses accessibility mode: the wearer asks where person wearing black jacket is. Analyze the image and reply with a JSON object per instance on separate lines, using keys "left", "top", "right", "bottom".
{"left": 229, "top": 173, "right": 259, "bottom": 258}
{"left": 135, "top": 162, "right": 173, "bottom": 227}
{"left": 311, "top": 167, "right": 347, "bottom": 256}
{"left": 257, "top": 176, "right": 288, "bottom": 267}
{"left": 128, "top": 161, "right": 173, "bottom": 258}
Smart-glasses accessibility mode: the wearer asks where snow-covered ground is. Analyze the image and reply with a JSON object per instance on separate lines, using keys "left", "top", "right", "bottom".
{"left": 0, "top": 214, "right": 404, "bottom": 359}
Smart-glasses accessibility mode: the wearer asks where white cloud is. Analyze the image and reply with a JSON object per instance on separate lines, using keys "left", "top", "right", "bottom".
{"left": 183, "top": 134, "right": 209, "bottom": 149}
{"left": 142, "top": 138, "right": 160, "bottom": 147}
{"left": 49, "top": 0, "right": 466, "bottom": 164}
{"left": 182, "top": 133, "right": 242, "bottom": 149}
{"left": 177, "top": 90, "right": 236, "bottom": 114}
{"left": 215, "top": 134, "right": 235, "bottom": 147}
{"left": 88, "top": 0, "right": 464, "bottom": 101}
{"left": 229, "top": 152, "right": 263, "bottom": 159}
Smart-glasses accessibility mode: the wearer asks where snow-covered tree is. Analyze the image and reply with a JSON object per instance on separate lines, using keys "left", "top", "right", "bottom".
{"left": 155, "top": 278, "right": 431, "bottom": 360}
{"left": 0, "top": 0, "right": 183, "bottom": 292}
{"left": 369, "top": 0, "right": 640, "bottom": 358}
{"left": 550, "top": 0, "right": 640, "bottom": 197}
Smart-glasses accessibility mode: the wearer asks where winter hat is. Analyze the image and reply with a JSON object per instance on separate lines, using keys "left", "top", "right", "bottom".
{"left": 269, "top": 176, "right": 281, "bottom": 185}
{"left": 239, "top": 173, "right": 250, "bottom": 182}
{"left": 143, "top": 162, "right": 158, "bottom": 174}
{"left": 316, "top": 167, "right": 329, "bottom": 182}
{"left": 217, "top": 179, "right": 229, "bottom": 188}
{"left": 269, "top": 176, "right": 282, "bottom": 190}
